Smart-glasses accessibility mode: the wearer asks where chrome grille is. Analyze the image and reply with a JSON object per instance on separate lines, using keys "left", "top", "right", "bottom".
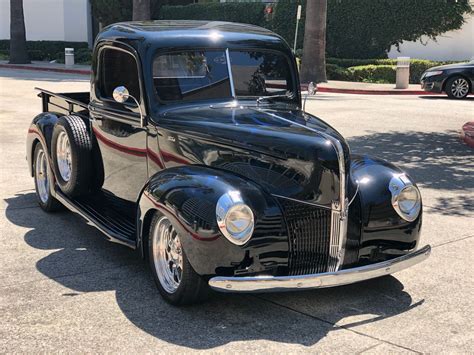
{"left": 279, "top": 199, "right": 332, "bottom": 276}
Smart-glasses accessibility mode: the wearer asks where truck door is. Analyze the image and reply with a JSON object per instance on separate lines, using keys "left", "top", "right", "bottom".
{"left": 89, "top": 45, "right": 148, "bottom": 205}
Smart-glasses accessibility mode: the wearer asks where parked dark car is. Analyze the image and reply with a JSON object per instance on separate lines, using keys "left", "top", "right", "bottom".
{"left": 421, "top": 60, "right": 474, "bottom": 99}
{"left": 27, "top": 21, "right": 430, "bottom": 305}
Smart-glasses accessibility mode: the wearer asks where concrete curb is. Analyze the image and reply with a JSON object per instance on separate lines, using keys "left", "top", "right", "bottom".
{"left": 0, "top": 63, "right": 91, "bottom": 76}
{"left": 316, "top": 86, "right": 441, "bottom": 96}
{"left": 0, "top": 63, "right": 442, "bottom": 96}
{"left": 461, "top": 121, "right": 474, "bottom": 148}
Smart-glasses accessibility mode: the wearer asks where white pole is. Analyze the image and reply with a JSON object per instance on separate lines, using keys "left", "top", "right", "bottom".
{"left": 293, "top": 4, "right": 302, "bottom": 53}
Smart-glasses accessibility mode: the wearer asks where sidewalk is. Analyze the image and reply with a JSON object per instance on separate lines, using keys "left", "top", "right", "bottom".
{"left": 0, "top": 60, "right": 91, "bottom": 75}
{"left": 315, "top": 80, "right": 433, "bottom": 95}
{"left": 0, "top": 61, "right": 436, "bottom": 95}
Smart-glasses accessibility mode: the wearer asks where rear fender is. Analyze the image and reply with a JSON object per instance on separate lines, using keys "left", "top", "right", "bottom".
{"left": 27, "top": 112, "right": 91, "bottom": 176}
{"left": 27, "top": 112, "right": 62, "bottom": 176}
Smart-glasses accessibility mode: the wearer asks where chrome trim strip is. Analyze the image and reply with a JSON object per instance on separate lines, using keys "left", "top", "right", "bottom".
{"left": 225, "top": 49, "right": 236, "bottom": 98}
{"left": 271, "top": 194, "right": 332, "bottom": 211}
{"left": 328, "top": 209, "right": 341, "bottom": 272}
{"left": 209, "top": 245, "right": 431, "bottom": 292}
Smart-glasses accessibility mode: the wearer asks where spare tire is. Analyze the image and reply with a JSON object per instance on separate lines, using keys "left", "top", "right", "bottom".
{"left": 51, "top": 115, "right": 93, "bottom": 197}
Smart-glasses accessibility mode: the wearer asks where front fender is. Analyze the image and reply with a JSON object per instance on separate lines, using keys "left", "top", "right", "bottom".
{"left": 350, "top": 155, "right": 422, "bottom": 263}
{"left": 137, "top": 165, "right": 288, "bottom": 276}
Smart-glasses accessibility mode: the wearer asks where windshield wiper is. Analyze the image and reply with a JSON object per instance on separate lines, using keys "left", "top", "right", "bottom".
{"left": 256, "top": 93, "right": 294, "bottom": 104}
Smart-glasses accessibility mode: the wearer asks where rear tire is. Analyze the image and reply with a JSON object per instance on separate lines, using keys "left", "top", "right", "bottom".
{"left": 148, "top": 212, "right": 210, "bottom": 305}
{"left": 51, "top": 115, "right": 93, "bottom": 197}
{"left": 33, "top": 143, "right": 62, "bottom": 212}
{"left": 446, "top": 76, "right": 470, "bottom": 99}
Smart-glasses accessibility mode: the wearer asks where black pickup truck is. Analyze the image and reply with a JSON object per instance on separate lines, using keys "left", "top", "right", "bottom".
{"left": 27, "top": 21, "right": 430, "bottom": 305}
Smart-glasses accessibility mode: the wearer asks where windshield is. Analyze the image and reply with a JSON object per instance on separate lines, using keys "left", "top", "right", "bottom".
{"left": 152, "top": 50, "right": 295, "bottom": 103}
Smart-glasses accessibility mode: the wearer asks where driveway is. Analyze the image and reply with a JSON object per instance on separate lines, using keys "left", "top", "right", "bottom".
{"left": 1, "top": 69, "right": 473, "bottom": 353}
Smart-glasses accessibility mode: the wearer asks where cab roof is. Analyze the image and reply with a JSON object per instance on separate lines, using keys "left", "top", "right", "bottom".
{"left": 95, "top": 20, "right": 291, "bottom": 54}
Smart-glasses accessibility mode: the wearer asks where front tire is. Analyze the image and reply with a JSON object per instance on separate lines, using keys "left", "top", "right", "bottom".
{"left": 446, "top": 76, "right": 470, "bottom": 99}
{"left": 148, "top": 212, "right": 209, "bottom": 305}
{"left": 33, "top": 143, "right": 62, "bottom": 212}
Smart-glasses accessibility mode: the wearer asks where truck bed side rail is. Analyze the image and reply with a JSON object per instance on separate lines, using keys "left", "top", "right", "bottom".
{"left": 35, "top": 87, "right": 89, "bottom": 116}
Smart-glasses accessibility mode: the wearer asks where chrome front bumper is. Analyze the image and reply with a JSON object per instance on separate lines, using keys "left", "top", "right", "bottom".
{"left": 209, "top": 245, "right": 431, "bottom": 293}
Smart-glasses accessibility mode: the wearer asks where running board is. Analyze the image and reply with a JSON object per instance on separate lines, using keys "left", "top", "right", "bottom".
{"left": 54, "top": 190, "right": 136, "bottom": 249}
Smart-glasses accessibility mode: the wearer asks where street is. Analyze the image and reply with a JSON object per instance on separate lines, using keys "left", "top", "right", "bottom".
{"left": 1, "top": 69, "right": 473, "bottom": 353}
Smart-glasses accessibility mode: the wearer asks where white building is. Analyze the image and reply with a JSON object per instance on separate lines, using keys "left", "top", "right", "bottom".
{"left": 0, "top": 0, "right": 93, "bottom": 45}
{"left": 388, "top": 4, "right": 474, "bottom": 61}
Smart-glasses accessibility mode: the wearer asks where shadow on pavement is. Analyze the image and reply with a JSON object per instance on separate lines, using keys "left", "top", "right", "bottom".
{"left": 347, "top": 130, "right": 474, "bottom": 216}
{"left": 419, "top": 95, "right": 474, "bottom": 101}
{"left": 5, "top": 192, "right": 422, "bottom": 349}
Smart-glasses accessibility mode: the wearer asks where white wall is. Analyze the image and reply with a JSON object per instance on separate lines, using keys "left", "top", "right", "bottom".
{"left": 388, "top": 14, "right": 474, "bottom": 61}
{"left": 0, "top": 0, "right": 91, "bottom": 43}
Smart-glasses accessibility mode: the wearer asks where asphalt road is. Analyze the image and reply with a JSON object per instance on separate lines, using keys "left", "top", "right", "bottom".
{"left": 1, "top": 69, "right": 473, "bottom": 353}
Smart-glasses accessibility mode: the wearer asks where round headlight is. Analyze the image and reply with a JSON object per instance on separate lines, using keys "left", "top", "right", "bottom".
{"left": 389, "top": 175, "right": 421, "bottom": 222}
{"left": 216, "top": 191, "right": 254, "bottom": 245}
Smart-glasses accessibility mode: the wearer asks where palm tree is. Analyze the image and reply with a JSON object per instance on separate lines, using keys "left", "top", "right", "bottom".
{"left": 9, "top": 0, "right": 29, "bottom": 64}
{"left": 133, "top": 0, "right": 151, "bottom": 21}
{"left": 300, "top": 0, "right": 327, "bottom": 83}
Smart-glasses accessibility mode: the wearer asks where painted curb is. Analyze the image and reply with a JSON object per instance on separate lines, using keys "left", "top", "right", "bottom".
{"left": 316, "top": 86, "right": 441, "bottom": 96}
{"left": 461, "top": 121, "right": 474, "bottom": 148}
{"left": 0, "top": 63, "right": 91, "bottom": 75}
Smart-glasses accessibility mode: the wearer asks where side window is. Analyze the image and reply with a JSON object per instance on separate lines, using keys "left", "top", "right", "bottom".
{"left": 98, "top": 47, "right": 141, "bottom": 103}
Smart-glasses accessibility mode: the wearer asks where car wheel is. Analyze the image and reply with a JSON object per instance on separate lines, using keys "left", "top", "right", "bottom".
{"left": 148, "top": 212, "right": 209, "bottom": 305}
{"left": 33, "top": 143, "right": 62, "bottom": 212}
{"left": 51, "top": 115, "right": 93, "bottom": 197}
{"left": 446, "top": 76, "right": 470, "bottom": 99}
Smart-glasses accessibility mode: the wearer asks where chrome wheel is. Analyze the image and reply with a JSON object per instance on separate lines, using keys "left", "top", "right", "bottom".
{"left": 451, "top": 78, "right": 469, "bottom": 98}
{"left": 35, "top": 148, "right": 50, "bottom": 203}
{"left": 56, "top": 131, "right": 72, "bottom": 182}
{"left": 152, "top": 216, "right": 183, "bottom": 294}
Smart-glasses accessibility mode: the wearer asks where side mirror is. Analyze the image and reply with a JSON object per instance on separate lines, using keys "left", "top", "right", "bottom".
{"left": 303, "top": 81, "right": 317, "bottom": 112}
{"left": 112, "top": 86, "right": 145, "bottom": 127}
{"left": 113, "top": 86, "right": 130, "bottom": 103}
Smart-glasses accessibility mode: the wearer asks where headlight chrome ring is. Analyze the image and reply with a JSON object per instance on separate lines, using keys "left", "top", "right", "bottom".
{"left": 216, "top": 191, "right": 254, "bottom": 245}
{"left": 389, "top": 174, "right": 421, "bottom": 222}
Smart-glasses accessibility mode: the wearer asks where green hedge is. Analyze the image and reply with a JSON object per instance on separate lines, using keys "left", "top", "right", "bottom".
{"left": 159, "top": 2, "right": 266, "bottom": 25}
{"left": 326, "top": 58, "right": 462, "bottom": 84}
{"left": 0, "top": 40, "right": 89, "bottom": 62}
{"left": 347, "top": 65, "right": 396, "bottom": 84}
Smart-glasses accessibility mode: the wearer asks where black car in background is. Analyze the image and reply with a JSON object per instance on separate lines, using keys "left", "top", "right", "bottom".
{"left": 421, "top": 60, "right": 474, "bottom": 99}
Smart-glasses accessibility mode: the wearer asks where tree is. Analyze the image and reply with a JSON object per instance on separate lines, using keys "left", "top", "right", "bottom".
{"left": 133, "top": 0, "right": 151, "bottom": 21}
{"left": 300, "top": 0, "right": 327, "bottom": 83}
{"left": 9, "top": 0, "right": 29, "bottom": 64}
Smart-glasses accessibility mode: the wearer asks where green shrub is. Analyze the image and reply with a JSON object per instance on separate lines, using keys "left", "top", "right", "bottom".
{"left": 326, "top": 64, "right": 352, "bottom": 81}
{"left": 327, "top": 58, "right": 467, "bottom": 83}
{"left": 348, "top": 65, "right": 396, "bottom": 84}
{"left": 0, "top": 49, "right": 9, "bottom": 60}
{"left": 0, "top": 40, "right": 89, "bottom": 61}
{"left": 273, "top": 0, "right": 471, "bottom": 59}
{"left": 55, "top": 48, "right": 92, "bottom": 64}
{"left": 159, "top": 2, "right": 266, "bottom": 25}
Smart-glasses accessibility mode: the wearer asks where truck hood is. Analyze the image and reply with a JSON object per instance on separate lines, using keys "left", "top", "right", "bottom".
{"left": 154, "top": 104, "right": 350, "bottom": 207}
